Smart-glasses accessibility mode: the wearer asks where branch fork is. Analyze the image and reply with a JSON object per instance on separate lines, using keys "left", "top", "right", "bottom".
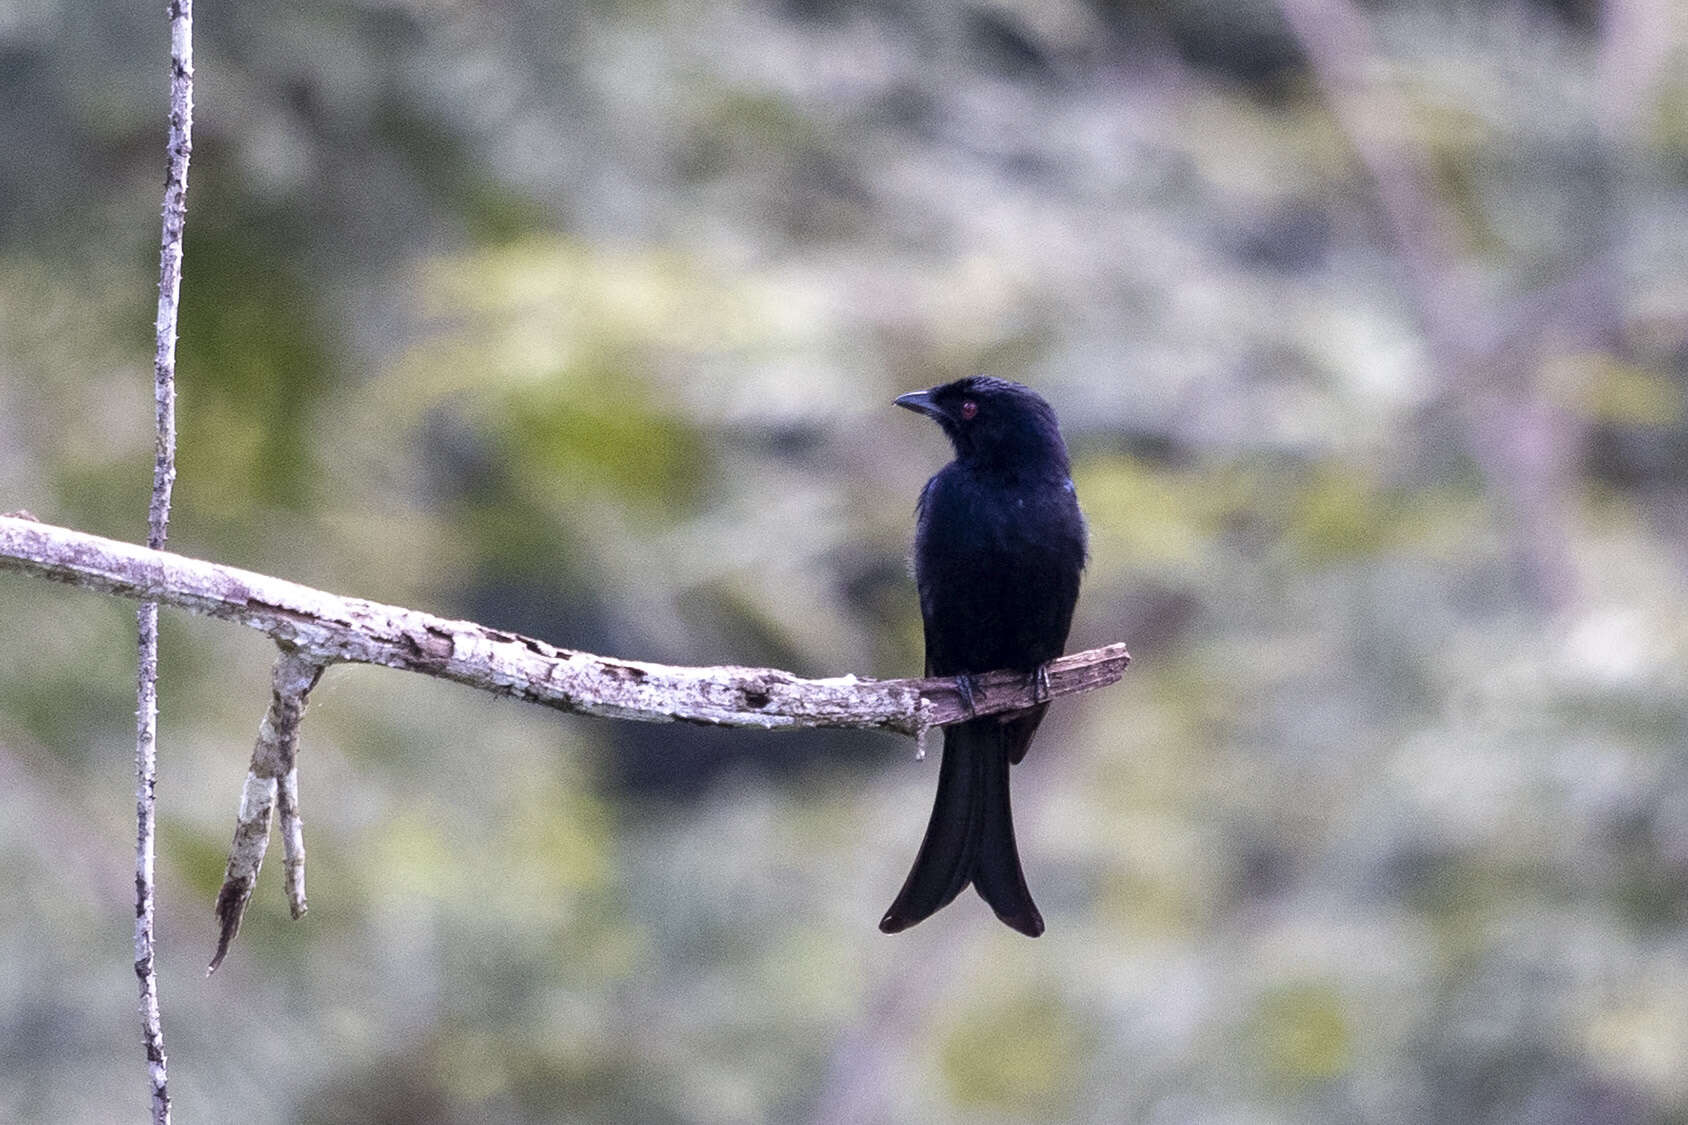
{"left": 0, "top": 515, "right": 1131, "bottom": 968}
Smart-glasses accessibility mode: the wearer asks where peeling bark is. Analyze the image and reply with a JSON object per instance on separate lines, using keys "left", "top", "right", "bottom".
{"left": 1, "top": 516, "right": 1131, "bottom": 737}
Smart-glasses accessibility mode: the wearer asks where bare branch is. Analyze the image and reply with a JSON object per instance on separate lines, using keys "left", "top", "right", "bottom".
{"left": 1276, "top": 0, "right": 1590, "bottom": 611}
{"left": 134, "top": 610, "right": 169, "bottom": 1122}
{"left": 277, "top": 763, "right": 308, "bottom": 920}
{"left": 210, "top": 650, "right": 323, "bottom": 973}
{"left": 0, "top": 516, "right": 1131, "bottom": 735}
{"left": 7, "top": 513, "right": 1128, "bottom": 971}
{"left": 136, "top": 0, "right": 193, "bottom": 1117}
{"left": 1276, "top": 0, "right": 1471, "bottom": 347}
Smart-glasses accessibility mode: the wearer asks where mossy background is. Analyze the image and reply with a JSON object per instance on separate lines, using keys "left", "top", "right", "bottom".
{"left": 3, "top": 0, "right": 1688, "bottom": 1121}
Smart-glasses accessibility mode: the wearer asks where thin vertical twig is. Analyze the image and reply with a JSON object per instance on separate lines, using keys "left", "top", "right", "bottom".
{"left": 136, "top": 0, "right": 193, "bottom": 1121}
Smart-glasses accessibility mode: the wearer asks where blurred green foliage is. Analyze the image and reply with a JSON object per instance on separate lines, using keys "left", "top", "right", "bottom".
{"left": 1253, "top": 981, "right": 1352, "bottom": 1085}
{"left": 176, "top": 193, "right": 335, "bottom": 511}
{"left": 3, "top": 0, "right": 1688, "bottom": 1122}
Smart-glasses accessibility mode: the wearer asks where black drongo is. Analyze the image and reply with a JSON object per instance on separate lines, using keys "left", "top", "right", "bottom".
{"left": 882, "top": 376, "right": 1087, "bottom": 937}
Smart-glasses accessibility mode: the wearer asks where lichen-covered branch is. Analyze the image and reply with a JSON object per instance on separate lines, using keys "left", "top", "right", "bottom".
{"left": 136, "top": 0, "right": 194, "bottom": 1118}
{"left": 210, "top": 650, "right": 323, "bottom": 973}
{"left": 0, "top": 515, "right": 1131, "bottom": 735}
{"left": 276, "top": 762, "right": 307, "bottom": 920}
{"left": 5, "top": 513, "right": 1130, "bottom": 973}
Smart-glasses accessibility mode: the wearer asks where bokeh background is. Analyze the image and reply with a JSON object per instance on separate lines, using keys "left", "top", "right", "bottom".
{"left": 4, "top": 0, "right": 1688, "bottom": 1121}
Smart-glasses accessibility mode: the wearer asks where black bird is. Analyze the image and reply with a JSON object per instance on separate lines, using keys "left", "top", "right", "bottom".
{"left": 882, "top": 376, "right": 1087, "bottom": 937}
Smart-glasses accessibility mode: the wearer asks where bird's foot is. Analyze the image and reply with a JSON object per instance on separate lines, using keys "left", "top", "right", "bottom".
{"left": 1029, "top": 663, "right": 1051, "bottom": 705}
{"left": 954, "top": 674, "right": 980, "bottom": 718}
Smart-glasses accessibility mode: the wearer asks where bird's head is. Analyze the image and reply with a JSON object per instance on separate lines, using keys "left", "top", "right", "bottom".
{"left": 894, "top": 376, "right": 1070, "bottom": 474}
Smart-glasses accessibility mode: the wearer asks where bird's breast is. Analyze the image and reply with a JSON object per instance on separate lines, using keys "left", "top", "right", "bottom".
{"left": 918, "top": 472, "right": 1082, "bottom": 559}
{"left": 913, "top": 467, "right": 1086, "bottom": 674}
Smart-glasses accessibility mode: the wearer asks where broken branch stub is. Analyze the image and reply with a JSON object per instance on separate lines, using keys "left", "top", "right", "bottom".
{"left": 209, "top": 650, "right": 324, "bottom": 973}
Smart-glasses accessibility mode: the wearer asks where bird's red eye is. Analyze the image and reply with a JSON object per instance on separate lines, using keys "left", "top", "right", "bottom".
{"left": 960, "top": 400, "right": 978, "bottom": 420}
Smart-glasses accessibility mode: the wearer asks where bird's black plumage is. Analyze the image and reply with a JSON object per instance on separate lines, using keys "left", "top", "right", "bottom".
{"left": 881, "top": 376, "right": 1087, "bottom": 937}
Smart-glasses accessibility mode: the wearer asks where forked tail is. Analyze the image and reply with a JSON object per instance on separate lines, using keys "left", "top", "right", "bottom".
{"left": 879, "top": 715, "right": 1044, "bottom": 937}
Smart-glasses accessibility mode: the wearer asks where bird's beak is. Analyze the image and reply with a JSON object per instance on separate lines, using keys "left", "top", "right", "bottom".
{"left": 894, "top": 390, "right": 943, "bottom": 419}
